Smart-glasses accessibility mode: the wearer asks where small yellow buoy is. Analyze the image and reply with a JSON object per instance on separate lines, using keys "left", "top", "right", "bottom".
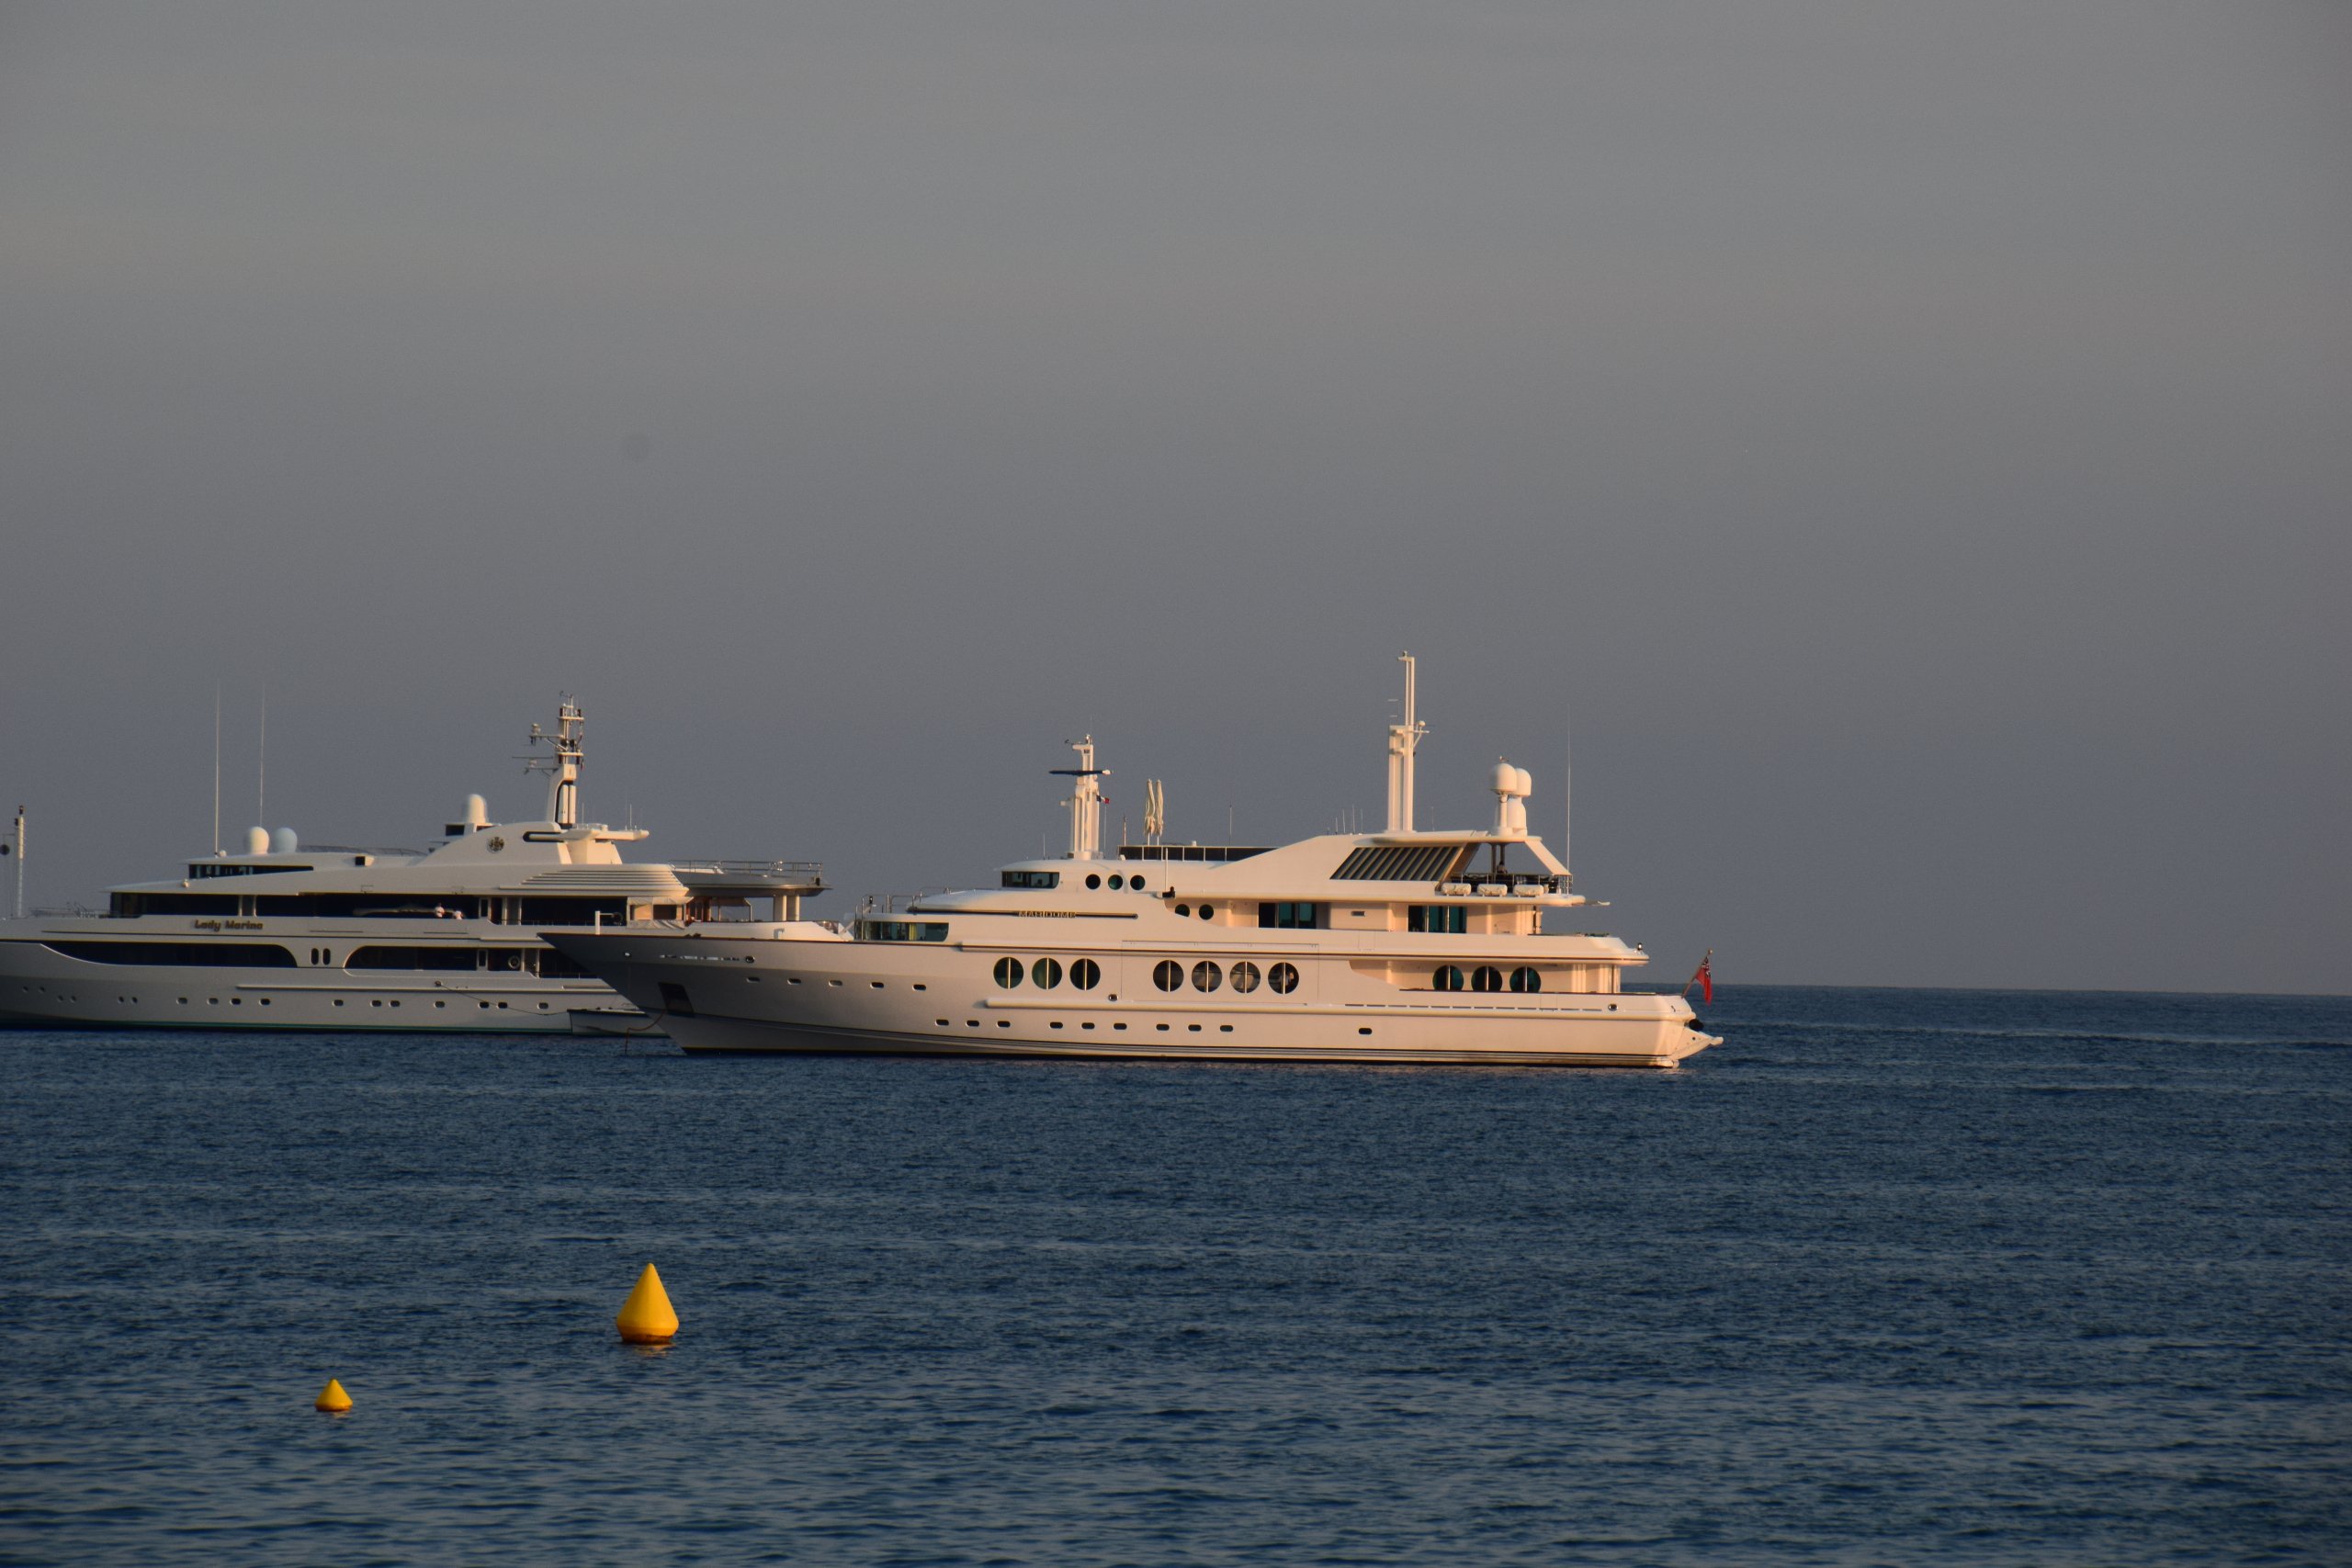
{"left": 315, "top": 1378, "right": 353, "bottom": 1413}
{"left": 616, "top": 1262, "right": 679, "bottom": 1344}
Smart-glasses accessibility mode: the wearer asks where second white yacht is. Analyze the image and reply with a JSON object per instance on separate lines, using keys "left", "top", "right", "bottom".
{"left": 548, "top": 660, "right": 1717, "bottom": 1067}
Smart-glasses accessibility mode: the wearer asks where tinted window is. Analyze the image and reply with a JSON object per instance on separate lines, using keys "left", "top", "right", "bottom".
{"left": 47, "top": 940, "right": 297, "bottom": 968}
{"left": 1032, "top": 957, "right": 1062, "bottom": 989}
{"left": 993, "top": 956, "right": 1023, "bottom": 988}
{"left": 1434, "top": 965, "right": 1465, "bottom": 992}
{"left": 1268, "top": 962, "right": 1300, "bottom": 994}
{"left": 1153, "top": 960, "right": 1183, "bottom": 992}
{"left": 1070, "top": 958, "right": 1101, "bottom": 990}
{"left": 1472, "top": 965, "right": 1503, "bottom": 993}
{"left": 1510, "top": 966, "right": 1541, "bottom": 993}
{"left": 1192, "top": 961, "right": 1222, "bottom": 992}
{"left": 1229, "top": 961, "right": 1261, "bottom": 994}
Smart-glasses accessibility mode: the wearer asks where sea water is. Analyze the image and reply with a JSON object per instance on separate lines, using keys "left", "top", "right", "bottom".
{"left": 2, "top": 987, "right": 2346, "bottom": 1564}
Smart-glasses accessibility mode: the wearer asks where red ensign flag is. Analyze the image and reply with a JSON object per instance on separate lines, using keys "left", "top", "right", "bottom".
{"left": 1688, "top": 952, "right": 1713, "bottom": 1007}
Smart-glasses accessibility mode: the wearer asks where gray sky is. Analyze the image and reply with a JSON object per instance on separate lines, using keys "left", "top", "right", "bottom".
{"left": 3, "top": 1, "right": 2346, "bottom": 993}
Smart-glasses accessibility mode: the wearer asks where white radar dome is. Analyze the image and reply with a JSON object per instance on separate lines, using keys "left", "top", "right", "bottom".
{"left": 463, "top": 793, "right": 489, "bottom": 829}
{"left": 243, "top": 825, "right": 270, "bottom": 855}
{"left": 272, "top": 828, "right": 298, "bottom": 854}
{"left": 1513, "top": 766, "right": 1533, "bottom": 797}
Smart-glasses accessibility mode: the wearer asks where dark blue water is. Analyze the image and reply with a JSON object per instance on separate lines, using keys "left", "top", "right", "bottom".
{"left": 3, "top": 987, "right": 2347, "bottom": 1565}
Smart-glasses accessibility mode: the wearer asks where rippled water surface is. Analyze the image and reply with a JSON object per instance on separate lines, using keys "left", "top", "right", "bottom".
{"left": 4, "top": 987, "right": 2347, "bottom": 1564}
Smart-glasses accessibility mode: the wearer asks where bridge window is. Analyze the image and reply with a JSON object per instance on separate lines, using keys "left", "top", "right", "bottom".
{"left": 1408, "top": 906, "right": 1467, "bottom": 934}
{"left": 1259, "top": 901, "right": 1319, "bottom": 929}
{"left": 1001, "top": 870, "right": 1060, "bottom": 889}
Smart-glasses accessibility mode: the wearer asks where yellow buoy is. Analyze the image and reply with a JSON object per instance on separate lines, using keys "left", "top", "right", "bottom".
{"left": 314, "top": 1378, "right": 353, "bottom": 1413}
{"left": 616, "top": 1262, "right": 679, "bottom": 1344}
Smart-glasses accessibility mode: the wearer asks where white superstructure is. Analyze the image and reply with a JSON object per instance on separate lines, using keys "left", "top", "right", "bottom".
{"left": 0, "top": 703, "right": 826, "bottom": 1033}
{"left": 548, "top": 660, "right": 1718, "bottom": 1067}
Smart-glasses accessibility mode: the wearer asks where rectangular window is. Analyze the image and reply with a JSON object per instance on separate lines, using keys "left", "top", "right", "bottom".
{"left": 1000, "top": 870, "right": 1059, "bottom": 889}
{"left": 344, "top": 945, "right": 480, "bottom": 972}
{"left": 854, "top": 920, "right": 951, "bottom": 942}
{"left": 1408, "top": 905, "right": 1467, "bottom": 934}
{"left": 110, "top": 893, "right": 243, "bottom": 917}
{"left": 1257, "top": 901, "right": 1321, "bottom": 929}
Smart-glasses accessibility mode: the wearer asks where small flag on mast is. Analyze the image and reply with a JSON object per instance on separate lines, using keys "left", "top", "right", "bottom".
{"left": 1683, "top": 950, "right": 1713, "bottom": 1007}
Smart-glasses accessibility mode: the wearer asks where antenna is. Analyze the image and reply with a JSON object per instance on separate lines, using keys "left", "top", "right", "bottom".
{"left": 9, "top": 806, "right": 21, "bottom": 919}
{"left": 1563, "top": 707, "right": 1572, "bottom": 886}
{"left": 256, "top": 687, "right": 266, "bottom": 828}
{"left": 211, "top": 683, "right": 221, "bottom": 856}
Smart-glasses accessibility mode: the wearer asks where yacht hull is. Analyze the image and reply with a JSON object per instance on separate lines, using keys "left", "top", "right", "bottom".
{"left": 548, "top": 931, "right": 1717, "bottom": 1068}
{"left": 0, "top": 938, "right": 636, "bottom": 1033}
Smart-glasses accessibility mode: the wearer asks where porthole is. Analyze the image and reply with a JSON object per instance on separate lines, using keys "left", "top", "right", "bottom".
{"left": 1130, "top": 877, "right": 1147, "bottom": 892}
{"left": 1192, "top": 961, "right": 1222, "bottom": 992}
{"left": 1175, "top": 904, "right": 1190, "bottom": 918}
{"left": 1199, "top": 904, "right": 1215, "bottom": 920}
{"left": 1032, "top": 957, "right": 1063, "bottom": 989}
{"left": 1472, "top": 965, "right": 1504, "bottom": 993}
{"left": 1085, "top": 874, "right": 1102, "bottom": 890}
{"left": 1153, "top": 960, "right": 1183, "bottom": 992}
{"left": 1434, "top": 965, "right": 1465, "bottom": 992}
{"left": 1269, "top": 962, "right": 1299, "bottom": 994}
{"left": 1510, "top": 966, "right": 1542, "bottom": 993}
{"left": 993, "top": 956, "right": 1023, "bottom": 988}
{"left": 1070, "top": 958, "right": 1101, "bottom": 990}
{"left": 1229, "top": 961, "right": 1261, "bottom": 994}
{"left": 1108, "top": 874, "right": 1125, "bottom": 890}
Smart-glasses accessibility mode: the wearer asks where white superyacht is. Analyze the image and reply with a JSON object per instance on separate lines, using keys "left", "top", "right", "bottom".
{"left": 0, "top": 704, "right": 825, "bottom": 1033}
{"left": 548, "top": 660, "right": 1718, "bottom": 1067}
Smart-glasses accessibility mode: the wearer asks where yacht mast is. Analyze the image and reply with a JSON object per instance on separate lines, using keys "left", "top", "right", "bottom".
{"left": 1385, "top": 651, "right": 1427, "bottom": 832}
{"left": 1053, "top": 738, "right": 1106, "bottom": 860}
{"left": 527, "top": 700, "right": 586, "bottom": 828}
